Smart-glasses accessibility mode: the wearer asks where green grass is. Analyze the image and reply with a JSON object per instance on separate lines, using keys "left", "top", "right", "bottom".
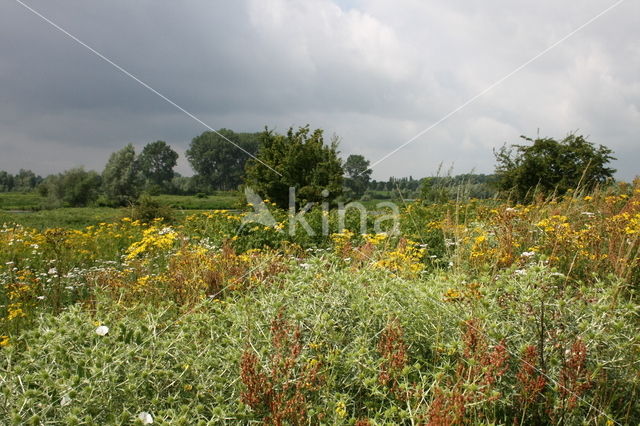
{"left": 151, "top": 193, "right": 240, "bottom": 210}
{"left": 2, "top": 261, "right": 637, "bottom": 424}
{"left": 0, "top": 192, "right": 241, "bottom": 212}
{"left": 358, "top": 197, "right": 402, "bottom": 209}
{"left": 0, "top": 208, "right": 229, "bottom": 229}
{"left": 0, "top": 192, "right": 44, "bottom": 210}
{"left": 0, "top": 192, "right": 241, "bottom": 229}
{"left": 2, "top": 188, "right": 639, "bottom": 424}
{"left": 0, "top": 208, "right": 123, "bottom": 229}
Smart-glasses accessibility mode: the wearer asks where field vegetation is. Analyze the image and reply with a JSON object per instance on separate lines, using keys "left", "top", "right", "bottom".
{"left": 1, "top": 180, "right": 639, "bottom": 424}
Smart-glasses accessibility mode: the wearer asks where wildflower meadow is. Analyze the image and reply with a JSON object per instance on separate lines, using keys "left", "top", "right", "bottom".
{"left": 1, "top": 183, "right": 639, "bottom": 424}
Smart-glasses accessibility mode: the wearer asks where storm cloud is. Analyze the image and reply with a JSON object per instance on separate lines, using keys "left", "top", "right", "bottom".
{"left": 1, "top": 0, "right": 638, "bottom": 180}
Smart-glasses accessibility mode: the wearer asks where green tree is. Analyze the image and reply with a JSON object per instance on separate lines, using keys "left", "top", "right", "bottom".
{"left": 186, "top": 129, "right": 260, "bottom": 191}
{"left": 494, "top": 134, "right": 616, "bottom": 201}
{"left": 137, "top": 141, "right": 178, "bottom": 192}
{"left": 0, "top": 171, "right": 14, "bottom": 192}
{"left": 13, "top": 169, "right": 41, "bottom": 192}
{"left": 343, "top": 154, "right": 372, "bottom": 200}
{"left": 170, "top": 175, "right": 199, "bottom": 195}
{"left": 39, "top": 167, "right": 102, "bottom": 207}
{"left": 102, "top": 144, "right": 142, "bottom": 205}
{"left": 244, "top": 126, "right": 344, "bottom": 209}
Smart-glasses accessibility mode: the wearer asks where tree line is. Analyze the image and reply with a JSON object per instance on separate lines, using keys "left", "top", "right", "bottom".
{"left": 0, "top": 128, "right": 618, "bottom": 207}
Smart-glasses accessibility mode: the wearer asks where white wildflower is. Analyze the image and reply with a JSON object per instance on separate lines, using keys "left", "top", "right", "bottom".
{"left": 138, "top": 412, "right": 153, "bottom": 424}
{"left": 158, "top": 227, "right": 173, "bottom": 235}
{"left": 60, "top": 395, "right": 72, "bottom": 407}
{"left": 95, "top": 325, "right": 109, "bottom": 336}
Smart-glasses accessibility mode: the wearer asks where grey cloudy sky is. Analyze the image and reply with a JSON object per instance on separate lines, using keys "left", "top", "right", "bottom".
{"left": 0, "top": 0, "right": 638, "bottom": 180}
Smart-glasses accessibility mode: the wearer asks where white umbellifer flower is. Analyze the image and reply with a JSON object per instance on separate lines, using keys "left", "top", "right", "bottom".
{"left": 95, "top": 325, "right": 109, "bottom": 336}
{"left": 521, "top": 251, "right": 536, "bottom": 257}
{"left": 60, "top": 395, "right": 72, "bottom": 407}
{"left": 299, "top": 263, "right": 311, "bottom": 269}
{"left": 514, "top": 269, "right": 526, "bottom": 275}
{"left": 48, "top": 267, "right": 58, "bottom": 275}
{"left": 138, "top": 411, "right": 153, "bottom": 424}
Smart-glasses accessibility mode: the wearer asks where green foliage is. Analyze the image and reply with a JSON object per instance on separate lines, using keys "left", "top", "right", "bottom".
{"left": 420, "top": 174, "right": 497, "bottom": 203}
{"left": 494, "top": 134, "right": 616, "bottom": 201}
{"left": 38, "top": 168, "right": 102, "bottom": 207}
{"left": 137, "top": 141, "right": 178, "bottom": 191}
{"left": 186, "top": 129, "right": 260, "bottom": 191}
{"left": 150, "top": 193, "right": 239, "bottom": 210}
{"left": 244, "top": 126, "right": 344, "bottom": 209}
{"left": 2, "top": 187, "right": 640, "bottom": 423}
{"left": 0, "top": 193, "right": 241, "bottom": 228}
{"left": 0, "top": 169, "right": 42, "bottom": 193}
{"left": 12, "top": 169, "right": 42, "bottom": 192}
{"left": 1, "top": 262, "right": 638, "bottom": 424}
{"left": 169, "top": 175, "right": 201, "bottom": 195}
{"left": 130, "top": 195, "right": 174, "bottom": 224}
{"left": 344, "top": 154, "right": 372, "bottom": 200}
{"left": 0, "top": 207, "right": 122, "bottom": 229}
{"left": 102, "top": 144, "right": 143, "bottom": 206}
{"left": 0, "top": 192, "right": 44, "bottom": 211}
{"left": 0, "top": 171, "right": 15, "bottom": 192}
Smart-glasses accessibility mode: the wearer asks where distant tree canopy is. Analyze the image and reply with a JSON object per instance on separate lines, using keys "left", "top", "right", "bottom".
{"left": 420, "top": 174, "right": 497, "bottom": 202}
{"left": 0, "top": 169, "right": 43, "bottom": 192}
{"left": 102, "top": 144, "right": 143, "bottom": 206}
{"left": 14, "top": 169, "right": 42, "bottom": 192}
{"left": 8, "top": 128, "right": 618, "bottom": 209}
{"left": 186, "top": 129, "right": 260, "bottom": 191}
{"left": 39, "top": 168, "right": 102, "bottom": 207}
{"left": 494, "top": 134, "right": 616, "bottom": 201}
{"left": 244, "top": 126, "right": 344, "bottom": 209}
{"left": 344, "top": 154, "right": 372, "bottom": 200}
{"left": 137, "top": 141, "right": 178, "bottom": 191}
{"left": 0, "top": 171, "right": 15, "bottom": 192}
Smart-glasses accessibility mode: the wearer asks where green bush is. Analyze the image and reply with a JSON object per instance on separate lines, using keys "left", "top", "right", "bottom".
{"left": 130, "top": 195, "right": 174, "bottom": 223}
